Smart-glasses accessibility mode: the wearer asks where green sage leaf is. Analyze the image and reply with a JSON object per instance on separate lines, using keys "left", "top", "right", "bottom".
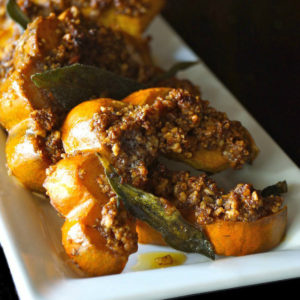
{"left": 6, "top": 0, "right": 30, "bottom": 30}
{"left": 261, "top": 181, "right": 288, "bottom": 197}
{"left": 31, "top": 64, "right": 146, "bottom": 110}
{"left": 98, "top": 154, "right": 215, "bottom": 260}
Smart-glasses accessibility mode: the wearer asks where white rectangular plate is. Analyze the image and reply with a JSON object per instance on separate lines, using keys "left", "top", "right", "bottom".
{"left": 0, "top": 17, "right": 300, "bottom": 300}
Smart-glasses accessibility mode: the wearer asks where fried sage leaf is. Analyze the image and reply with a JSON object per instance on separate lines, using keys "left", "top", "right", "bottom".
{"left": 150, "top": 61, "right": 199, "bottom": 85}
{"left": 31, "top": 61, "right": 199, "bottom": 110}
{"left": 31, "top": 64, "right": 146, "bottom": 110}
{"left": 98, "top": 154, "right": 215, "bottom": 260}
{"left": 6, "top": 0, "right": 30, "bottom": 30}
{"left": 261, "top": 181, "right": 288, "bottom": 197}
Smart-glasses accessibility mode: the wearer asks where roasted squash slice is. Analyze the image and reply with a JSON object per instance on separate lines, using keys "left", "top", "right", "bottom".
{"left": 44, "top": 153, "right": 137, "bottom": 276}
{"left": 62, "top": 204, "right": 130, "bottom": 276}
{"left": 62, "top": 88, "right": 258, "bottom": 173}
{"left": 5, "top": 118, "right": 51, "bottom": 192}
{"left": 0, "top": 14, "right": 62, "bottom": 131}
{"left": 201, "top": 207, "right": 287, "bottom": 256}
{"left": 123, "top": 87, "right": 259, "bottom": 173}
{"left": 0, "top": 8, "right": 155, "bottom": 131}
{"left": 16, "top": 0, "right": 165, "bottom": 37}
{"left": 62, "top": 98, "right": 126, "bottom": 156}
{"left": 136, "top": 205, "right": 287, "bottom": 256}
{"left": 1, "top": 7, "right": 157, "bottom": 191}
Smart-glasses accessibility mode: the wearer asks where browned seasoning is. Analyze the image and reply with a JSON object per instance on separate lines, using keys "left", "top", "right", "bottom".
{"left": 92, "top": 88, "right": 256, "bottom": 187}
{"left": 90, "top": 88, "right": 282, "bottom": 224}
{"left": 99, "top": 196, "right": 138, "bottom": 254}
{"left": 0, "top": 6, "right": 156, "bottom": 166}
{"left": 38, "top": 8, "right": 155, "bottom": 83}
{"left": 149, "top": 163, "right": 284, "bottom": 224}
{"left": 18, "top": 0, "right": 151, "bottom": 19}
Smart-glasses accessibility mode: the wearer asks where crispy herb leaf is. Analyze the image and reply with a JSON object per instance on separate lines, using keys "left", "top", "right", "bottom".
{"left": 31, "top": 61, "right": 199, "bottom": 110}
{"left": 98, "top": 154, "right": 215, "bottom": 259}
{"left": 150, "top": 61, "right": 199, "bottom": 85}
{"left": 31, "top": 64, "right": 146, "bottom": 110}
{"left": 261, "top": 181, "right": 288, "bottom": 197}
{"left": 6, "top": 0, "right": 30, "bottom": 30}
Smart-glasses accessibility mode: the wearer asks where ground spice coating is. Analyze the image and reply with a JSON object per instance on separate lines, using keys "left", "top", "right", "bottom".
{"left": 99, "top": 196, "right": 138, "bottom": 254}
{"left": 92, "top": 88, "right": 256, "bottom": 187}
{"left": 2, "top": 7, "right": 156, "bottom": 166}
{"left": 157, "top": 89, "right": 255, "bottom": 169}
{"left": 90, "top": 88, "right": 282, "bottom": 224}
{"left": 96, "top": 170, "right": 138, "bottom": 254}
{"left": 18, "top": 0, "right": 151, "bottom": 19}
{"left": 38, "top": 8, "right": 155, "bottom": 83}
{"left": 149, "top": 163, "right": 283, "bottom": 224}
{"left": 2, "top": 1, "right": 281, "bottom": 234}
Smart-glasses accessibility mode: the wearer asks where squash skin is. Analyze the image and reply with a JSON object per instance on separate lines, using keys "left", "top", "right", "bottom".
{"left": 5, "top": 118, "right": 51, "bottom": 192}
{"left": 44, "top": 153, "right": 110, "bottom": 216}
{"left": 62, "top": 98, "right": 126, "bottom": 155}
{"left": 44, "top": 153, "right": 137, "bottom": 276}
{"left": 122, "top": 87, "right": 172, "bottom": 105}
{"left": 62, "top": 208, "right": 129, "bottom": 277}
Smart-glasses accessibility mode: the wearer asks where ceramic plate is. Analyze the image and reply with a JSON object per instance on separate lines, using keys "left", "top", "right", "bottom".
{"left": 0, "top": 17, "right": 300, "bottom": 300}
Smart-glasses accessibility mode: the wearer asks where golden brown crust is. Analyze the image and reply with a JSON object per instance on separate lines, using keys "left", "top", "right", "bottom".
{"left": 17, "top": 0, "right": 166, "bottom": 36}
{"left": 62, "top": 88, "right": 259, "bottom": 190}
{"left": 150, "top": 163, "right": 284, "bottom": 224}
{"left": 0, "top": 7, "right": 156, "bottom": 130}
{"left": 124, "top": 88, "right": 259, "bottom": 169}
{"left": 1, "top": 7, "right": 159, "bottom": 191}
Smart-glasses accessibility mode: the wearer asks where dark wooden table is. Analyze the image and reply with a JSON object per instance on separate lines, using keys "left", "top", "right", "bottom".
{"left": 1, "top": 1, "right": 299, "bottom": 299}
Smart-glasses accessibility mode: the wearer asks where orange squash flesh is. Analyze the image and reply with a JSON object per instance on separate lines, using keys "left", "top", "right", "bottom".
{"left": 44, "top": 153, "right": 137, "bottom": 276}
{"left": 61, "top": 98, "right": 126, "bottom": 155}
{"left": 62, "top": 201, "right": 128, "bottom": 276}
{"left": 122, "top": 87, "right": 172, "bottom": 105}
{"left": 136, "top": 207, "right": 287, "bottom": 256}
{"left": 5, "top": 119, "right": 50, "bottom": 192}
{"left": 0, "top": 15, "right": 62, "bottom": 131}
{"left": 202, "top": 206, "right": 287, "bottom": 256}
{"left": 136, "top": 220, "right": 167, "bottom": 246}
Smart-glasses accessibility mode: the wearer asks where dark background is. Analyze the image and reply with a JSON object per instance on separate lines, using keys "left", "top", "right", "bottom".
{"left": 1, "top": 0, "right": 299, "bottom": 299}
